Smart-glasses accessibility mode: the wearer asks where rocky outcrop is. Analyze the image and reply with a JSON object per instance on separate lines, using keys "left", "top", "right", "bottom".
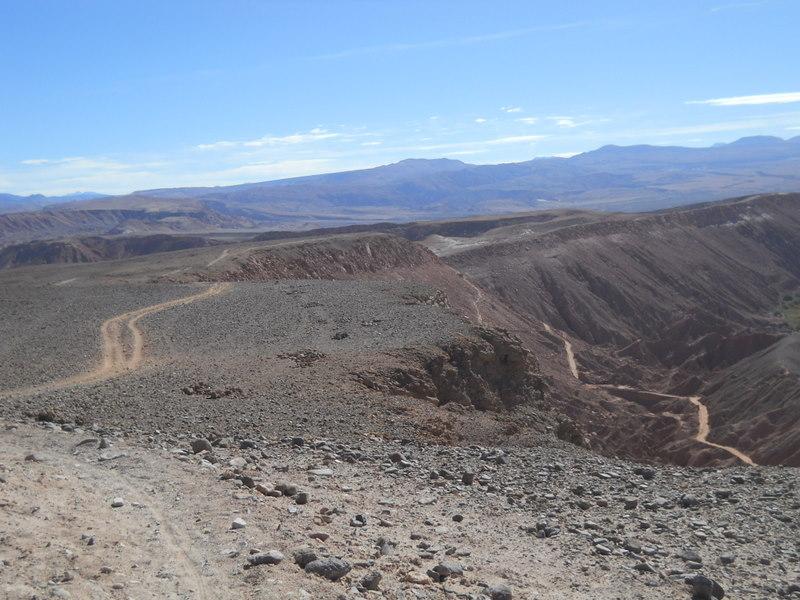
{"left": 356, "top": 327, "right": 546, "bottom": 411}
{"left": 201, "top": 234, "right": 439, "bottom": 281}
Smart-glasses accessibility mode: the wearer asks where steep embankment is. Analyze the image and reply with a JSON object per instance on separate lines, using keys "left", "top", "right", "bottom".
{"left": 445, "top": 194, "right": 800, "bottom": 382}
{"left": 701, "top": 333, "right": 800, "bottom": 466}
{"left": 0, "top": 234, "right": 220, "bottom": 269}
{"left": 438, "top": 193, "right": 800, "bottom": 465}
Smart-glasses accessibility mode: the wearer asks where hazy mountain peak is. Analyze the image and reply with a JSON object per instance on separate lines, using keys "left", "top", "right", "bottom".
{"left": 728, "top": 135, "right": 786, "bottom": 146}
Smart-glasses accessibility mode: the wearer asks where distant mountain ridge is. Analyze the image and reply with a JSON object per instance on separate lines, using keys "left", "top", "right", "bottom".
{"left": 0, "top": 192, "right": 108, "bottom": 214}
{"left": 2, "top": 136, "right": 800, "bottom": 245}
{"left": 122, "top": 134, "right": 800, "bottom": 216}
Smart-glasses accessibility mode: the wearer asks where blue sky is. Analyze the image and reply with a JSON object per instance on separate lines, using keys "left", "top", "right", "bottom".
{"left": 1, "top": 0, "right": 799, "bottom": 195}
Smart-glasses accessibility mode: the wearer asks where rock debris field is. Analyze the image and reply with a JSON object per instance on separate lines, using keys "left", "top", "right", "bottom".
{"left": 1, "top": 419, "right": 799, "bottom": 599}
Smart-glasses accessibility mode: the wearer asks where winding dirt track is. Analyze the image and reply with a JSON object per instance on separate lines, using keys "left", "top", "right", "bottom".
{"left": 548, "top": 324, "right": 756, "bottom": 465}
{"left": 0, "top": 283, "right": 231, "bottom": 399}
{"left": 464, "top": 281, "right": 755, "bottom": 465}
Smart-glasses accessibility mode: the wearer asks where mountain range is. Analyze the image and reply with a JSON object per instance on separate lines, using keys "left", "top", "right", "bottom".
{"left": 0, "top": 192, "right": 107, "bottom": 214}
{"left": 2, "top": 135, "right": 800, "bottom": 245}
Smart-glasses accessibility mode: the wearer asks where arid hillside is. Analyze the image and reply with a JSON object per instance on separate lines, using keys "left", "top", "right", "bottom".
{"left": 0, "top": 234, "right": 219, "bottom": 269}
{"left": 424, "top": 193, "right": 800, "bottom": 465}
{"left": 1, "top": 196, "right": 799, "bottom": 598}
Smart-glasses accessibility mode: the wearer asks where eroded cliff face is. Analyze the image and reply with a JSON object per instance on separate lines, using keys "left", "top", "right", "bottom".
{"left": 199, "top": 233, "right": 440, "bottom": 281}
{"left": 356, "top": 327, "right": 546, "bottom": 412}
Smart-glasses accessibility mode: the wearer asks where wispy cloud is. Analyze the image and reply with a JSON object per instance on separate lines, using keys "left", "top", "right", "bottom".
{"left": 307, "top": 21, "right": 592, "bottom": 60}
{"left": 474, "top": 117, "right": 488, "bottom": 124}
{"left": 197, "top": 128, "right": 340, "bottom": 150}
{"left": 517, "top": 117, "right": 538, "bottom": 125}
{"left": 549, "top": 116, "right": 578, "bottom": 128}
{"left": 501, "top": 106, "right": 523, "bottom": 113}
{"left": 687, "top": 92, "right": 800, "bottom": 106}
{"left": 485, "top": 134, "right": 545, "bottom": 145}
{"left": 546, "top": 115, "right": 609, "bottom": 128}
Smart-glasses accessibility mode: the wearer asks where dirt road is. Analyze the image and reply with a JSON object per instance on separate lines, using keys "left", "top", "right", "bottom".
{"left": 0, "top": 283, "right": 231, "bottom": 399}
{"left": 688, "top": 395, "right": 755, "bottom": 465}
{"left": 545, "top": 322, "right": 756, "bottom": 465}
{"left": 206, "top": 248, "right": 230, "bottom": 267}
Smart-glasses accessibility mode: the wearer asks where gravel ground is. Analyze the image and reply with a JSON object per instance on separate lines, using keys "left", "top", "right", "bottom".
{"left": 3, "top": 262, "right": 535, "bottom": 445}
{"left": 2, "top": 419, "right": 798, "bottom": 600}
{"left": 0, "top": 278, "right": 190, "bottom": 388}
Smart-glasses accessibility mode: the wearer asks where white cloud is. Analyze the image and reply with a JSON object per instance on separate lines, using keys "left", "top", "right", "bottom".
{"left": 550, "top": 116, "right": 578, "bottom": 128}
{"left": 197, "top": 128, "right": 340, "bottom": 150}
{"left": 474, "top": 117, "right": 488, "bottom": 124}
{"left": 687, "top": 92, "right": 800, "bottom": 106}
{"left": 485, "top": 134, "right": 545, "bottom": 145}
{"left": 20, "top": 158, "right": 51, "bottom": 165}
{"left": 196, "top": 141, "right": 236, "bottom": 150}
{"left": 517, "top": 117, "right": 538, "bottom": 125}
{"left": 361, "top": 141, "right": 383, "bottom": 146}
{"left": 501, "top": 106, "right": 523, "bottom": 113}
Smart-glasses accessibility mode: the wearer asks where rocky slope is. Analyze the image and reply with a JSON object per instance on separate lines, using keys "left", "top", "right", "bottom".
{"left": 0, "top": 234, "right": 220, "bottom": 269}
{"left": 3, "top": 417, "right": 798, "bottom": 600}
{"left": 428, "top": 193, "right": 800, "bottom": 465}
{"left": 0, "top": 205, "right": 249, "bottom": 246}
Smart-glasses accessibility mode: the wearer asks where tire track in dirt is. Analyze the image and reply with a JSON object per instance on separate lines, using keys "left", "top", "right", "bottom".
{"left": 0, "top": 283, "right": 232, "bottom": 399}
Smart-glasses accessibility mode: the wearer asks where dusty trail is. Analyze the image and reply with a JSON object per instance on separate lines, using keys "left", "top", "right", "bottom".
{"left": 53, "top": 277, "right": 77, "bottom": 287}
{"left": 465, "top": 278, "right": 485, "bottom": 324}
{"left": 206, "top": 247, "right": 230, "bottom": 267}
{"left": 542, "top": 323, "right": 578, "bottom": 379}
{"left": 544, "top": 323, "right": 756, "bottom": 465}
{"left": 688, "top": 395, "right": 755, "bottom": 465}
{"left": 0, "top": 424, "right": 224, "bottom": 599}
{"left": 0, "top": 283, "right": 231, "bottom": 399}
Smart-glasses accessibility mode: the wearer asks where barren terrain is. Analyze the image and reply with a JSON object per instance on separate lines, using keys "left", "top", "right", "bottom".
{"left": 1, "top": 192, "right": 800, "bottom": 598}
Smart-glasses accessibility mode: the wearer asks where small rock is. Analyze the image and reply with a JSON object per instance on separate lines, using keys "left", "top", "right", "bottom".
{"left": 487, "top": 583, "right": 513, "bottom": 600}
{"left": 110, "top": 497, "right": 125, "bottom": 508}
{"left": 229, "top": 457, "right": 247, "bottom": 469}
{"left": 231, "top": 518, "right": 247, "bottom": 530}
{"left": 247, "top": 550, "right": 284, "bottom": 566}
{"left": 305, "top": 557, "right": 352, "bottom": 581}
{"left": 191, "top": 438, "right": 213, "bottom": 454}
{"left": 359, "top": 570, "right": 382, "bottom": 591}
{"left": 404, "top": 572, "right": 431, "bottom": 585}
{"left": 688, "top": 574, "right": 725, "bottom": 599}
{"left": 294, "top": 548, "right": 318, "bottom": 568}
{"left": 350, "top": 514, "right": 367, "bottom": 527}
{"left": 275, "top": 482, "right": 299, "bottom": 497}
